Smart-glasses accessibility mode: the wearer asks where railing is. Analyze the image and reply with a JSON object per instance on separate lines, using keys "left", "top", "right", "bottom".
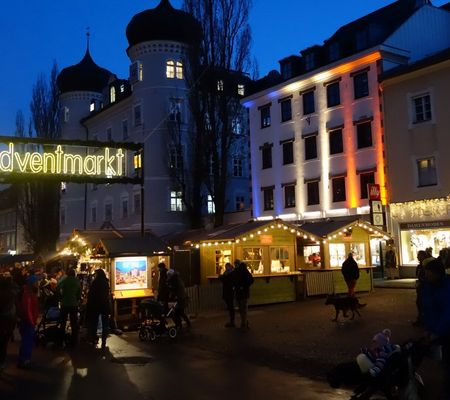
{"left": 185, "top": 284, "right": 223, "bottom": 316}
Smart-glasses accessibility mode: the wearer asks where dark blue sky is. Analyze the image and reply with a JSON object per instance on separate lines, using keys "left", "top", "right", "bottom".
{"left": 0, "top": 0, "right": 446, "bottom": 135}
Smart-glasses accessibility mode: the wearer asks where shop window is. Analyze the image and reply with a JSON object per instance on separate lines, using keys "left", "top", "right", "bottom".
{"left": 302, "top": 90, "right": 315, "bottom": 115}
{"left": 356, "top": 121, "right": 372, "bottom": 149}
{"left": 329, "top": 129, "right": 343, "bottom": 155}
{"left": 270, "top": 247, "right": 290, "bottom": 273}
{"left": 353, "top": 71, "right": 369, "bottom": 99}
{"left": 282, "top": 141, "right": 294, "bottom": 165}
{"left": 350, "top": 243, "right": 366, "bottom": 266}
{"left": 412, "top": 93, "right": 432, "bottom": 124}
{"left": 260, "top": 105, "right": 271, "bottom": 128}
{"left": 360, "top": 172, "right": 375, "bottom": 199}
{"left": 284, "top": 185, "right": 296, "bottom": 208}
{"left": 417, "top": 157, "right": 437, "bottom": 187}
{"left": 304, "top": 136, "right": 317, "bottom": 160}
{"left": 304, "top": 245, "right": 321, "bottom": 267}
{"left": 307, "top": 181, "right": 320, "bottom": 206}
{"left": 332, "top": 177, "right": 346, "bottom": 202}
{"left": 326, "top": 81, "right": 340, "bottom": 108}
{"left": 280, "top": 98, "right": 292, "bottom": 122}
{"left": 329, "top": 243, "right": 346, "bottom": 267}
{"left": 215, "top": 249, "right": 231, "bottom": 275}
{"left": 242, "top": 247, "right": 264, "bottom": 274}
{"left": 263, "top": 188, "right": 274, "bottom": 211}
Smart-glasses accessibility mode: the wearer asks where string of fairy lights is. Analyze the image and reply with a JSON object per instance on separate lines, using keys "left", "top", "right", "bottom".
{"left": 189, "top": 220, "right": 390, "bottom": 248}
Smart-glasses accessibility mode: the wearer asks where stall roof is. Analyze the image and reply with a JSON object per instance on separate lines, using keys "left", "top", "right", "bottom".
{"left": 298, "top": 218, "right": 390, "bottom": 238}
{"left": 98, "top": 234, "right": 171, "bottom": 257}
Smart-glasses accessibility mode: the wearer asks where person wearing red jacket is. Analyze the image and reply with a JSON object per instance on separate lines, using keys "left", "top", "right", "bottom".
{"left": 18, "top": 275, "right": 39, "bottom": 369}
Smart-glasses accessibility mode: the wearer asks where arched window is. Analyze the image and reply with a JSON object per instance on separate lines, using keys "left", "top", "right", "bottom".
{"left": 166, "top": 60, "right": 175, "bottom": 79}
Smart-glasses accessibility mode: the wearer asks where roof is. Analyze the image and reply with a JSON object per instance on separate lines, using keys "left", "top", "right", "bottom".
{"left": 298, "top": 219, "right": 360, "bottom": 238}
{"left": 57, "top": 50, "right": 112, "bottom": 94}
{"left": 126, "top": 0, "right": 202, "bottom": 49}
{"left": 98, "top": 235, "right": 171, "bottom": 257}
{"left": 441, "top": 2, "right": 450, "bottom": 11}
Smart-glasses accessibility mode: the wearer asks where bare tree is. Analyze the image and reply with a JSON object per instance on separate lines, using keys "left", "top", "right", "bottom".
{"left": 182, "top": 0, "right": 252, "bottom": 227}
{"left": 16, "top": 61, "right": 61, "bottom": 256}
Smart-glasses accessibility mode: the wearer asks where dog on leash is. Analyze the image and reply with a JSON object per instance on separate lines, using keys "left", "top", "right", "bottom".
{"left": 325, "top": 295, "right": 366, "bottom": 322}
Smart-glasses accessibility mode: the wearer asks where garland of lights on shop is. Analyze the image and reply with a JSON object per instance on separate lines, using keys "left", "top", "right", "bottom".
{"left": 390, "top": 197, "right": 450, "bottom": 220}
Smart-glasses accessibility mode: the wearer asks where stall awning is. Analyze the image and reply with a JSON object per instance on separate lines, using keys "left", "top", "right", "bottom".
{"left": 98, "top": 235, "right": 172, "bottom": 257}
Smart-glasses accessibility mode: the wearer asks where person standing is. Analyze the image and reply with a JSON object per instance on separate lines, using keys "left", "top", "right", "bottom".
{"left": 86, "top": 269, "right": 111, "bottom": 350}
{"left": 219, "top": 262, "right": 235, "bottom": 328}
{"left": 17, "top": 275, "right": 39, "bottom": 369}
{"left": 167, "top": 269, "right": 191, "bottom": 330}
{"left": 384, "top": 243, "right": 398, "bottom": 280}
{"left": 58, "top": 268, "right": 81, "bottom": 347}
{"left": 420, "top": 258, "right": 450, "bottom": 399}
{"left": 341, "top": 253, "right": 360, "bottom": 297}
{"left": 233, "top": 262, "right": 254, "bottom": 330}
{"left": 157, "top": 262, "right": 169, "bottom": 310}
{"left": 0, "top": 274, "right": 18, "bottom": 372}
{"left": 414, "top": 250, "right": 434, "bottom": 326}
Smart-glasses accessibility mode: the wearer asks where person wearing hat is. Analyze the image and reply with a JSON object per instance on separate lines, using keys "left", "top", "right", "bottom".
{"left": 17, "top": 275, "right": 39, "bottom": 369}
{"left": 420, "top": 258, "right": 450, "bottom": 398}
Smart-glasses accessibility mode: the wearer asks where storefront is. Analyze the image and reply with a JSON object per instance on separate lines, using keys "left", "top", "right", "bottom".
{"left": 390, "top": 198, "right": 450, "bottom": 268}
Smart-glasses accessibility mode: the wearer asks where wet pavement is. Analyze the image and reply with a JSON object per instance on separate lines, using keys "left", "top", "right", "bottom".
{"left": 0, "top": 287, "right": 445, "bottom": 399}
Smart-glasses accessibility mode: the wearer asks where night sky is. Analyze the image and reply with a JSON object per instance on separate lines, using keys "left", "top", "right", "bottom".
{"left": 0, "top": 0, "right": 446, "bottom": 135}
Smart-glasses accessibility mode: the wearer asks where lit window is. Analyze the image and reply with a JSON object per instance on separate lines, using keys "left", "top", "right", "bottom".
{"left": 270, "top": 247, "right": 290, "bottom": 273}
{"left": 166, "top": 60, "right": 175, "bottom": 79}
{"left": 120, "top": 84, "right": 125, "bottom": 93}
{"left": 90, "top": 100, "right": 95, "bottom": 112}
{"left": 417, "top": 157, "right": 437, "bottom": 187}
{"left": 61, "top": 182, "right": 67, "bottom": 193}
{"left": 207, "top": 195, "right": 215, "bottom": 214}
{"left": 176, "top": 61, "right": 183, "bottom": 79}
{"left": 170, "top": 191, "right": 184, "bottom": 211}
{"left": 238, "top": 84, "right": 245, "bottom": 96}
{"left": 235, "top": 195, "right": 245, "bottom": 211}
{"left": 110, "top": 86, "right": 116, "bottom": 103}
{"left": 232, "top": 118, "right": 242, "bottom": 134}
{"left": 233, "top": 158, "right": 243, "bottom": 177}
{"left": 412, "top": 94, "right": 432, "bottom": 124}
{"left": 217, "top": 80, "right": 224, "bottom": 91}
{"left": 260, "top": 105, "right": 271, "bottom": 128}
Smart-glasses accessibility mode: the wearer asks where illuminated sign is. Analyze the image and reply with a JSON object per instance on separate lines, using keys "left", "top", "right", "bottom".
{"left": 0, "top": 136, "right": 143, "bottom": 184}
{"left": 0, "top": 143, "right": 124, "bottom": 176}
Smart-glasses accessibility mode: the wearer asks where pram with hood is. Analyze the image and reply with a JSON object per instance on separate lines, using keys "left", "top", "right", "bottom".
{"left": 138, "top": 299, "right": 178, "bottom": 342}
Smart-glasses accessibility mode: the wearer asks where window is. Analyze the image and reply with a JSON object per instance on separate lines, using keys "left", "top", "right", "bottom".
{"left": 233, "top": 158, "right": 243, "bottom": 177}
{"left": 231, "top": 118, "right": 242, "bottom": 135}
{"left": 412, "top": 94, "right": 432, "bottom": 123}
{"left": 304, "top": 53, "right": 315, "bottom": 71}
{"left": 63, "top": 107, "right": 69, "bottom": 122}
{"left": 332, "top": 177, "right": 346, "bottom": 202}
{"left": 329, "top": 129, "right": 343, "bottom": 155}
{"left": 280, "top": 99, "right": 292, "bottom": 122}
{"left": 304, "top": 136, "right": 317, "bottom": 160}
{"left": 270, "top": 247, "right": 290, "bottom": 273}
{"left": 110, "top": 86, "right": 116, "bottom": 103}
{"left": 215, "top": 249, "right": 231, "bottom": 275}
{"left": 134, "top": 192, "right": 141, "bottom": 215}
{"left": 120, "top": 84, "right": 125, "bottom": 93}
{"left": 262, "top": 145, "right": 272, "bottom": 169}
{"left": 170, "top": 191, "right": 183, "bottom": 211}
{"left": 263, "top": 188, "right": 274, "bottom": 211}
{"left": 106, "top": 127, "right": 112, "bottom": 142}
{"left": 238, "top": 84, "right": 245, "bottom": 96}
{"left": 281, "top": 62, "right": 292, "bottom": 80}
{"left": 175, "top": 61, "right": 183, "bottom": 79}
{"left": 122, "top": 198, "right": 128, "bottom": 218}
{"left": 417, "top": 157, "right": 437, "bottom": 187}
{"left": 326, "top": 82, "right": 340, "bottom": 108}
{"left": 329, "top": 42, "right": 340, "bottom": 61}
{"left": 122, "top": 120, "right": 129, "bottom": 140}
{"left": 104, "top": 203, "right": 113, "bottom": 221}
{"left": 170, "top": 146, "right": 184, "bottom": 171}
{"left": 207, "top": 195, "right": 215, "bottom": 214}
{"left": 329, "top": 243, "right": 346, "bottom": 267}
{"left": 260, "top": 105, "right": 271, "bottom": 128}
{"left": 166, "top": 60, "right": 175, "bottom": 78}
{"left": 360, "top": 172, "right": 375, "bottom": 199}
{"left": 284, "top": 185, "right": 296, "bottom": 208}
{"left": 354, "top": 72, "right": 369, "bottom": 99}
{"left": 302, "top": 90, "right": 315, "bottom": 115}
{"left": 60, "top": 207, "right": 66, "bottom": 226}
{"left": 282, "top": 141, "right": 294, "bottom": 165}
{"left": 169, "top": 98, "right": 182, "bottom": 123}
{"left": 235, "top": 195, "right": 245, "bottom": 211}
{"left": 134, "top": 105, "right": 142, "bottom": 127}
{"left": 307, "top": 181, "right": 320, "bottom": 205}
{"left": 242, "top": 247, "right": 264, "bottom": 274}
{"left": 90, "top": 100, "right": 95, "bottom": 112}
{"left": 356, "top": 121, "right": 372, "bottom": 149}
{"left": 217, "top": 80, "right": 224, "bottom": 92}
{"left": 91, "top": 205, "right": 97, "bottom": 223}
{"left": 355, "top": 30, "right": 368, "bottom": 51}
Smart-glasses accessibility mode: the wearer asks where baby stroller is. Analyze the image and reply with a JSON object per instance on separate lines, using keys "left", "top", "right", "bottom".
{"left": 35, "top": 302, "right": 64, "bottom": 347}
{"left": 138, "top": 299, "right": 178, "bottom": 342}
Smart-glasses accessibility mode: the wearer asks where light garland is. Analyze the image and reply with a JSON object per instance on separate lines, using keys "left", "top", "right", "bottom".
{"left": 188, "top": 219, "right": 390, "bottom": 248}
{"left": 390, "top": 196, "right": 450, "bottom": 220}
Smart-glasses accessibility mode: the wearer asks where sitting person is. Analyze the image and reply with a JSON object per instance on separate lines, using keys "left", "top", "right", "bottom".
{"left": 356, "top": 329, "right": 401, "bottom": 378}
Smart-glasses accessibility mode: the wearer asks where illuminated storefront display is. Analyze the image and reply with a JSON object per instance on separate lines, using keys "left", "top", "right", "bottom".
{"left": 114, "top": 256, "right": 148, "bottom": 290}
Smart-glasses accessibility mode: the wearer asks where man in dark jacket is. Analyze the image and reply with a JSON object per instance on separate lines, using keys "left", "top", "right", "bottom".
{"left": 58, "top": 268, "right": 81, "bottom": 347}
{"left": 233, "top": 261, "right": 254, "bottom": 330}
{"left": 219, "top": 262, "right": 235, "bottom": 327}
{"left": 341, "top": 253, "right": 359, "bottom": 297}
{"left": 167, "top": 269, "right": 190, "bottom": 330}
{"left": 157, "top": 263, "right": 169, "bottom": 310}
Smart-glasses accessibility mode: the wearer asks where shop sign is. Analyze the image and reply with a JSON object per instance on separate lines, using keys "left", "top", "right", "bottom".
{"left": 399, "top": 220, "right": 450, "bottom": 230}
{"left": 260, "top": 235, "right": 273, "bottom": 244}
{"left": 368, "top": 184, "right": 381, "bottom": 201}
